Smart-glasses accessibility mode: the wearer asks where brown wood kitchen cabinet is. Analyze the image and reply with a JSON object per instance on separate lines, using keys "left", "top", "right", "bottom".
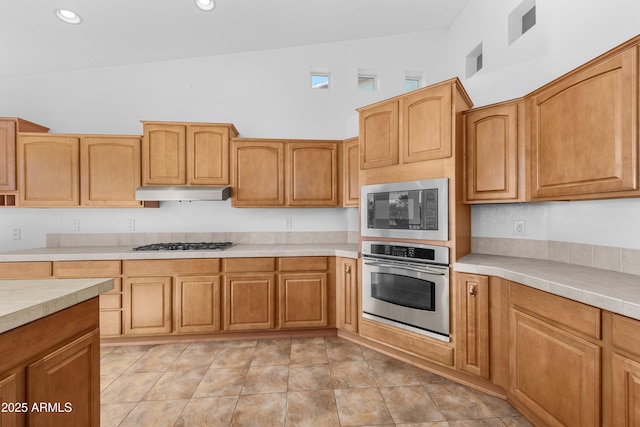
{"left": 605, "top": 312, "right": 640, "bottom": 426}
{"left": 457, "top": 273, "right": 490, "bottom": 379}
{"left": 463, "top": 99, "right": 526, "bottom": 203}
{"left": 122, "top": 259, "right": 221, "bottom": 336}
{"left": 81, "top": 135, "right": 143, "bottom": 207}
{"left": 342, "top": 137, "right": 359, "bottom": 207}
{"left": 0, "top": 118, "right": 48, "bottom": 206}
{"left": 278, "top": 257, "right": 328, "bottom": 329}
{"left": 54, "top": 260, "right": 124, "bottom": 337}
{"left": 357, "top": 78, "right": 472, "bottom": 170}
{"left": 18, "top": 134, "right": 80, "bottom": 207}
{"left": 336, "top": 257, "right": 358, "bottom": 332}
{"left": 287, "top": 142, "right": 339, "bottom": 207}
{"left": 231, "top": 138, "right": 340, "bottom": 207}
{"left": 527, "top": 39, "right": 640, "bottom": 201}
{"left": 508, "top": 282, "right": 601, "bottom": 427}
{"left": 17, "top": 133, "right": 146, "bottom": 208}
{"left": 223, "top": 258, "right": 277, "bottom": 331}
{"left": 0, "top": 299, "right": 100, "bottom": 427}
{"left": 141, "top": 121, "right": 238, "bottom": 186}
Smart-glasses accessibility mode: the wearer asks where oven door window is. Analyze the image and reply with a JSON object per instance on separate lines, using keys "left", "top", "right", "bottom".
{"left": 370, "top": 272, "right": 436, "bottom": 311}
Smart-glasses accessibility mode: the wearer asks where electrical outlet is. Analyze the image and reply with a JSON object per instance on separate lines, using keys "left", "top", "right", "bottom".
{"left": 11, "top": 229, "right": 21, "bottom": 241}
{"left": 71, "top": 219, "right": 80, "bottom": 232}
{"left": 284, "top": 218, "right": 293, "bottom": 229}
{"left": 513, "top": 220, "right": 526, "bottom": 236}
{"left": 128, "top": 219, "right": 136, "bottom": 231}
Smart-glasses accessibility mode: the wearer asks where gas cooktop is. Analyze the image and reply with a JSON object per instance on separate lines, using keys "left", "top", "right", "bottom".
{"left": 132, "top": 242, "right": 234, "bottom": 251}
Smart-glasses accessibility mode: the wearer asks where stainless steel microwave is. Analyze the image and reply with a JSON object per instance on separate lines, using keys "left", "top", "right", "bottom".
{"left": 360, "top": 178, "right": 448, "bottom": 241}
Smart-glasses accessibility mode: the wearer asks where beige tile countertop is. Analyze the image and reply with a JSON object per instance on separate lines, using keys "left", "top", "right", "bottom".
{"left": 0, "top": 278, "right": 114, "bottom": 334}
{"left": 0, "top": 243, "right": 359, "bottom": 262}
{"left": 455, "top": 253, "right": 640, "bottom": 321}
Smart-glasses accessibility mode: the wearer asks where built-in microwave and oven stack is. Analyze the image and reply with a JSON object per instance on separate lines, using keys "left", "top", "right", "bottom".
{"left": 354, "top": 78, "right": 472, "bottom": 370}
{"left": 360, "top": 178, "right": 452, "bottom": 342}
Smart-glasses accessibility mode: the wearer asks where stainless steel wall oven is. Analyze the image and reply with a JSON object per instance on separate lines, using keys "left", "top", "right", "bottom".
{"left": 361, "top": 241, "right": 450, "bottom": 342}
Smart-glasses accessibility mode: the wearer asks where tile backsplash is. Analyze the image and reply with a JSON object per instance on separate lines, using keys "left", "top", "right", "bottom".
{"left": 47, "top": 231, "right": 359, "bottom": 248}
{"left": 472, "top": 237, "right": 640, "bottom": 276}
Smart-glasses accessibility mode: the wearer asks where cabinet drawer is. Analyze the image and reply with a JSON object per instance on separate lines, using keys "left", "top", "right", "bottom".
{"left": 223, "top": 258, "right": 275, "bottom": 273}
{"left": 100, "top": 311, "right": 122, "bottom": 337}
{"left": 100, "top": 294, "right": 122, "bottom": 310}
{"left": 0, "top": 262, "right": 52, "bottom": 279}
{"left": 123, "top": 258, "right": 220, "bottom": 275}
{"left": 509, "top": 283, "right": 601, "bottom": 340}
{"left": 279, "top": 257, "right": 328, "bottom": 272}
{"left": 55, "top": 260, "right": 121, "bottom": 277}
{"left": 612, "top": 313, "right": 640, "bottom": 356}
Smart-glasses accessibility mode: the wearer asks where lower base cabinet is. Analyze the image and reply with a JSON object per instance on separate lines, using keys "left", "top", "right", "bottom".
{"left": 223, "top": 273, "right": 276, "bottom": 331}
{"left": 0, "top": 299, "right": 100, "bottom": 427}
{"left": 174, "top": 276, "right": 221, "bottom": 333}
{"left": 124, "top": 276, "right": 172, "bottom": 335}
{"left": 279, "top": 272, "right": 327, "bottom": 328}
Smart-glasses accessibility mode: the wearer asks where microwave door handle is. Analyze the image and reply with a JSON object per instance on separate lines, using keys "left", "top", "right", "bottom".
{"left": 364, "top": 261, "right": 447, "bottom": 276}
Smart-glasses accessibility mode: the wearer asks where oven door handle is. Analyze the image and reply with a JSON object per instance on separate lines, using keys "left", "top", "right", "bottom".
{"left": 363, "top": 261, "right": 447, "bottom": 276}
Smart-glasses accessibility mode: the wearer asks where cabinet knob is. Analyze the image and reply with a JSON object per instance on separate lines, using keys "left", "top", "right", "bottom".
{"left": 345, "top": 264, "right": 351, "bottom": 274}
{"left": 469, "top": 285, "right": 476, "bottom": 297}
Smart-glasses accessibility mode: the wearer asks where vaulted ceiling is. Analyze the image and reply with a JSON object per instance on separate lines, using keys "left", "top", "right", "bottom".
{"left": 0, "top": 0, "right": 470, "bottom": 77}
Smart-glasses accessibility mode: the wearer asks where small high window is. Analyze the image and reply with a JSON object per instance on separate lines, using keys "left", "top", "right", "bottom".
{"left": 466, "top": 43, "right": 483, "bottom": 78}
{"left": 404, "top": 72, "right": 424, "bottom": 92}
{"left": 311, "top": 73, "right": 330, "bottom": 89}
{"left": 508, "top": 0, "right": 536, "bottom": 44}
{"left": 358, "top": 75, "right": 376, "bottom": 91}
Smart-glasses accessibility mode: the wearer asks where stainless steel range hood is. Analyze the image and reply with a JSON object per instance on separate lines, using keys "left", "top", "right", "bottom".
{"left": 135, "top": 186, "right": 231, "bottom": 201}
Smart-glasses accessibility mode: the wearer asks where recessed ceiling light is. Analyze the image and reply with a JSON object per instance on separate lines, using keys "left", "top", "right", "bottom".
{"left": 55, "top": 8, "right": 82, "bottom": 24}
{"left": 195, "top": 0, "right": 216, "bottom": 12}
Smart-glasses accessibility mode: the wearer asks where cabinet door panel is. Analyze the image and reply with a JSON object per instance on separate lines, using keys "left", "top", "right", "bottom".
{"left": 224, "top": 274, "right": 275, "bottom": 330}
{"left": 612, "top": 353, "right": 640, "bottom": 427}
{"left": 336, "top": 258, "right": 358, "bottom": 332}
{"left": 142, "top": 124, "right": 187, "bottom": 185}
{"left": 359, "top": 101, "right": 399, "bottom": 169}
{"left": 0, "top": 370, "right": 25, "bottom": 426}
{"left": 27, "top": 330, "right": 100, "bottom": 427}
{"left": 529, "top": 46, "right": 638, "bottom": 199}
{"left": 188, "top": 125, "right": 229, "bottom": 185}
{"left": 510, "top": 310, "right": 600, "bottom": 427}
{"left": 0, "top": 120, "right": 17, "bottom": 191}
{"left": 18, "top": 135, "right": 80, "bottom": 207}
{"left": 287, "top": 143, "right": 338, "bottom": 206}
{"left": 232, "top": 141, "right": 285, "bottom": 207}
{"left": 458, "top": 273, "right": 489, "bottom": 378}
{"left": 124, "top": 277, "right": 172, "bottom": 335}
{"left": 175, "top": 276, "right": 220, "bottom": 333}
{"left": 464, "top": 102, "right": 522, "bottom": 202}
{"left": 279, "top": 273, "right": 327, "bottom": 328}
{"left": 402, "top": 85, "right": 452, "bottom": 163}
{"left": 81, "top": 136, "right": 142, "bottom": 207}
{"left": 342, "top": 138, "right": 359, "bottom": 206}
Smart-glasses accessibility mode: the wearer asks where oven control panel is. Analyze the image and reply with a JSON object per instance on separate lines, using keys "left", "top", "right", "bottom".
{"left": 362, "top": 241, "right": 449, "bottom": 266}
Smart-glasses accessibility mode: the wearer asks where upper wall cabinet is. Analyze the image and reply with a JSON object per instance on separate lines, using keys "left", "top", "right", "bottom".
{"left": 342, "top": 137, "right": 359, "bottom": 207}
{"left": 81, "top": 136, "right": 142, "bottom": 207}
{"left": 358, "top": 79, "right": 472, "bottom": 171}
{"left": 527, "top": 40, "right": 639, "bottom": 201}
{"left": 141, "top": 121, "right": 238, "bottom": 186}
{"left": 287, "top": 142, "right": 339, "bottom": 207}
{"left": 463, "top": 99, "right": 526, "bottom": 203}
{"left": 0, "top": 118, "right": 48, "bottom": 207}
{"left": 17, "top": 133, "right": 144, "bottom": 208}
{"left": 231, "top": 138, "right": 341, "bottom": 208}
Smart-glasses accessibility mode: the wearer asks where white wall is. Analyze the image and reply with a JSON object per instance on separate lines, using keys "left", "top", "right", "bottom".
{"left": 449, "top": 0, "right": 640, "bottom": 249}
{"left": 0, "top": 31, "right": 448, "bottom": 252}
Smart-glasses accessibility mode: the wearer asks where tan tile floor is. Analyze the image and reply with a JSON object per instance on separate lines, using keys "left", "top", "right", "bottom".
{"left": 100, "top": 336, "right": 533, "bottom": 426}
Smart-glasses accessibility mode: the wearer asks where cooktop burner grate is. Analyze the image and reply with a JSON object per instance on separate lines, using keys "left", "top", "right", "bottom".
{"left": 132, "top": 242, "right": 234, "bottom": 251}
